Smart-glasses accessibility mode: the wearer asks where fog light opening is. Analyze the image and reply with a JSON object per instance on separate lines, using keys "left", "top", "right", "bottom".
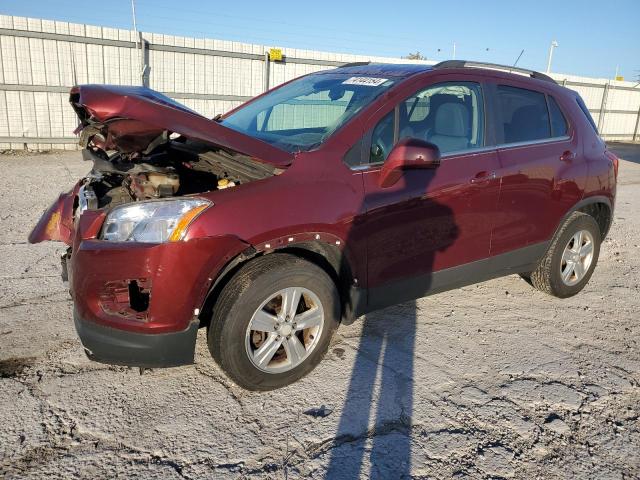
{"left": 128, "top": 280, "right": 150, "bottom": 312}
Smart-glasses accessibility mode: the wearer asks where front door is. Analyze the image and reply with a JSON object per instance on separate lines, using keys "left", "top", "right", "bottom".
{"left": 356, "top": 80, "right": 501, "bottom": 309}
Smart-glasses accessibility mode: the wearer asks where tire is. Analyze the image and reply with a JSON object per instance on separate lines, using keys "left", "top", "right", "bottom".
{"left": 530, "top": 212, "right": 601, "bottom": 298}
{"left": 207, "top": 253, "right": 340, "bottom": 391}
{"left": 518, "top": 272, "right": 532, "bottom": 285}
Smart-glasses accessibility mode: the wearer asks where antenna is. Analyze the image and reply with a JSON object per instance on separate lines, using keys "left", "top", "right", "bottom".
{"left": 513, "top": 49, "right": 524, "bottom": 67}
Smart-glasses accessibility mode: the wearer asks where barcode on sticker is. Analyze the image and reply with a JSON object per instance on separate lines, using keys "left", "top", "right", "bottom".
{"left": 342, "top": 77, "right": 388, "bottom": 86}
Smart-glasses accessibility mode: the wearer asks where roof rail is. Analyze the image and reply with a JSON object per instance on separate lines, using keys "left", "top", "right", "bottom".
{"left": 338, "top": 61, "right": 371, "bottom": 68}
{"left": 433, "top": 60, "right": 557, "bottom": 84}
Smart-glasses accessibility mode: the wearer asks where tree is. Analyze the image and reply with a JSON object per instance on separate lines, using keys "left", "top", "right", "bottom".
{"left": 404, "top": 51, "right": 426, "bottom": 60}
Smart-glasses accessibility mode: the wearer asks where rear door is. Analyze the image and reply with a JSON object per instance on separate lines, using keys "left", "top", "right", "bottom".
{"left": 489, "top": 82, "right": 584, "bottom": 257}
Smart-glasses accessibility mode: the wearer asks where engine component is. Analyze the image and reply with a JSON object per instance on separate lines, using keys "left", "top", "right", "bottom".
{"left": 77, "top": 184, "right": 98, "bottom": 214}
{"left": 217, "top": 178, "right": 236, "bottom": 190}
{"left": 127, "top": 172, "right": 180, "bottom": 200}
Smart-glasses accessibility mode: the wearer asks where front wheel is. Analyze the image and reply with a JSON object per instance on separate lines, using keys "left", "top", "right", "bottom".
{"left": 207, "top": 253, "right": 340, "bottom": 390}
{"left": 530, "top": 212, "right": 601, "bottom": 298}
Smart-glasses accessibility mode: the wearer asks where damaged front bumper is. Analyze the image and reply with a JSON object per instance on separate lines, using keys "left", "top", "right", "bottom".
{"left": 74, "top": 307, "right": 199, "bottom": 368}
{"left": 69, "top": 232, "right": 249, "bottom": 367}
{"left": 31, "top": 194, "right": 250, "bottom": 368}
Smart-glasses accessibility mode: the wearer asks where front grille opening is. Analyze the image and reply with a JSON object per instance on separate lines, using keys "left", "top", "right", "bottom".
{"left": 128, "top": 280, "right": 150, "bottom": 312}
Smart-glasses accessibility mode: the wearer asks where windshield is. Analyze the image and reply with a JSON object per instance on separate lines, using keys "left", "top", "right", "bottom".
{"left": 221, "top": 73, "right": 396, "bottom": 152}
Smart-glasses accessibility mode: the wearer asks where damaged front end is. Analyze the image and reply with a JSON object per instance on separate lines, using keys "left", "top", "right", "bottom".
{"left": 27, "top": 84, "right": 287, "bottom": 367}
{"left": 30, "top": 84, "right": 291, "bottom": 247}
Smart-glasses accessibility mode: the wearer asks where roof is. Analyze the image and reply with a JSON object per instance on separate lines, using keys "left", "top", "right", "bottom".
{"left": 326, "top": 60, "right": 557, "bottom": 85}
{"left": 328, "top": 63, "right": 433, "bottom": 78}
{"left": 432, "top": 60, "right": 557, "bottom": 84}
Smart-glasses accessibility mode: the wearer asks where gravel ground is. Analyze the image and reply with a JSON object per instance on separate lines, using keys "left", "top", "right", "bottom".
{"left": 1, "top": 145, "right": 639, "bottom": 479}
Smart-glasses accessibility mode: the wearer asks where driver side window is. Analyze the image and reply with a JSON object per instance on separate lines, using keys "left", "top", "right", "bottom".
{"left": 368, "top": 81, "right": 485, "bottom": 164}
{"left": 369, "top": 110, "right": 395, "bottom": 164}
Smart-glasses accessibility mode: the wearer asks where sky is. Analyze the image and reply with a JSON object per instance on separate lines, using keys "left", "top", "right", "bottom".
{"left": 1, "top": 0, "right": 638, "bottom": 80}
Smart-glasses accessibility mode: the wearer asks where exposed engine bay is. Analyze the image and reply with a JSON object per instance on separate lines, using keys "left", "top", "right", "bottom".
{"left": 77, "top": 137, "right": 282, "bottom": 216}
{"left": 65, "top": 84, "right": 291, "bottom": 220}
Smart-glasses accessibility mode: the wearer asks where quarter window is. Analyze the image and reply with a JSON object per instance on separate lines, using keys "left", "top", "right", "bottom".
{"left": 497, "top": 85, "right": 550, "bottom": 143}
{"left": 548, "top": 95, "right": 568, "bottom": 137}
{"left": 576, "top": 95, "right": 599, "bottom": 134}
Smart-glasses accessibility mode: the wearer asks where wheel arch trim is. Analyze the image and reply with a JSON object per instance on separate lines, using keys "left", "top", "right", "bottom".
{"left": 197, "top": 232, "right": 362, "bottom": 327}
{"left": 559, "top": 195, "right": 613, "bottom": 239}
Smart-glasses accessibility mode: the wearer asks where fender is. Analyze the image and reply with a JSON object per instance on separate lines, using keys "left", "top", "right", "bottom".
{"left": 28, "top": 185, "right": 79, "bottom": 245}
{"left": 552, "top": 195, "right": 613, "bottom": 240}
{"left": 199, "top": 231, "right": 366, "bottom": 326}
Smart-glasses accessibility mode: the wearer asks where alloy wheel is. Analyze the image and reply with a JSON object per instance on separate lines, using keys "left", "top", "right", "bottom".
{"left": 560, "top": 229, "right": 595, "bottom": 286}
{"left": 245, "top": 287, "right": 325, "bottom": 373}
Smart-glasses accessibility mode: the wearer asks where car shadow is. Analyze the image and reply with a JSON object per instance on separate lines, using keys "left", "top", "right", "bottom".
{"left": 325, "top": 166, "right": 458, "bottom": 478}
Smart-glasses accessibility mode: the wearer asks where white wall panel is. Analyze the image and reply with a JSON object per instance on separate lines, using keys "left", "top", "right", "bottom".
{"left": 0, "top": 14, "right": 637, "bottom": 148}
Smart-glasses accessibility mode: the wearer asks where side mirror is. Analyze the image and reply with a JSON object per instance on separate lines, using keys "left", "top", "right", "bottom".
{"left": 378, "top": 137, "right": 441, "bottom": 188}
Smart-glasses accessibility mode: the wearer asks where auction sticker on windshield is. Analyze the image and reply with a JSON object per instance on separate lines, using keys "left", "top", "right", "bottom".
{"left": 342, "top": 77, "right": 388, "bottom": 86}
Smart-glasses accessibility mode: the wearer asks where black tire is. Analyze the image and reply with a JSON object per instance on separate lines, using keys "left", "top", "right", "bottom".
{"left": 530, "top": 212, "right": 601, "bottom": 298}
{"left": 518, "top": 272, "right": 532, "bottom": 285}
{"left": 207, "top": 253, "right": 340, "bottom": 391}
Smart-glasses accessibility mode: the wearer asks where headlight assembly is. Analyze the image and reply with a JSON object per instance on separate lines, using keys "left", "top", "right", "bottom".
{"left": 101, "top": 198, "right": 211, "bottom": 243}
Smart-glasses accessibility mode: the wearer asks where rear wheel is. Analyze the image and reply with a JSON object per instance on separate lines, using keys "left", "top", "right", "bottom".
{"left": 529, "top": 212, "right": 601, "bottom": 298}
{"left": 207, "top": 253, "right": 340, "bottom": 390}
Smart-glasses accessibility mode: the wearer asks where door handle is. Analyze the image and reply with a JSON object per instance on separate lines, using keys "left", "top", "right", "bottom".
{"left": 560, "top": 150, "right": 576, "bottom": 162}
{"left": 470, "top": 171, "right": 497, "bottom": 184}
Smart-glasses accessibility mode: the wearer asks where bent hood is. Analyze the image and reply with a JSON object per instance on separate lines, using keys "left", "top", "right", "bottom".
{"left": 70, "top": 85, "right": 292, "bottom": 167}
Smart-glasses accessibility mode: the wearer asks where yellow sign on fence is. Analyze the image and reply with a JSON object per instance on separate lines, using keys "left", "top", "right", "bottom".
{"left": 269, "top": 48, "right": 283, "bottom": 62}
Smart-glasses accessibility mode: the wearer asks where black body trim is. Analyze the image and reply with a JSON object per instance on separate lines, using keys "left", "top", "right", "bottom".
{"left": 74, "top": 309, "right": 198, "bottom": 368}
{"left": 555, "top": 195, "right": 613, "bottom": 239}
{"left": 353, "top": 241, "right": 548, "bottom": 317}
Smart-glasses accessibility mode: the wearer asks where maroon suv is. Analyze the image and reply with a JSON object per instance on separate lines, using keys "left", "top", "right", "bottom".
{"left": 30, "top": 61, "right": 618, "bottom": 390}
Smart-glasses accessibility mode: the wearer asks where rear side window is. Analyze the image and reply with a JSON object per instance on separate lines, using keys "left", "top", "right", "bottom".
{"left": 576, "top": 95, "right": 599, "bottom": 134}
{"left": 497, "top": 85, "right": 550, "bottom": 143}
{"left": 548, "top": 96, "right": 568, "bottom": 137}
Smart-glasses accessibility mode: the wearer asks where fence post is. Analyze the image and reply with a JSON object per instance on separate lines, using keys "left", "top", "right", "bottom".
{"left": 633, "top": 105, "right": 640, "bottom": 142}
{"left": 263, "top": 52, "right": 270, "bottom": 92}
{"left": 139, "top": 31, "right": 149, "bottom": 87}
{"left": 597, "top": 82, "right": 610, "bottom": 134}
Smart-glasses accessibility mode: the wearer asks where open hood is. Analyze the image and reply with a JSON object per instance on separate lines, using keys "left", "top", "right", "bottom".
{"left": 69, "top": 85, "right": 293, "bottom": 168}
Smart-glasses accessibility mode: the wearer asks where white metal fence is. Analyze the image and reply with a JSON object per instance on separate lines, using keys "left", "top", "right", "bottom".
{"left": 0, "top": 14, "right": 638, "bottom": 150}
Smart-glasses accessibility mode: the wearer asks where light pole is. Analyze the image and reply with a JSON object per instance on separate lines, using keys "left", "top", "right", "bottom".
{"left": 546, "top": 40, "right": 558, "bottom": 73}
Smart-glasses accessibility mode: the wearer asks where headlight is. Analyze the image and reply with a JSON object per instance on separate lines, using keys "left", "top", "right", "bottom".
{"left": 101, "top": 198, "right": 211, "bottom": 243}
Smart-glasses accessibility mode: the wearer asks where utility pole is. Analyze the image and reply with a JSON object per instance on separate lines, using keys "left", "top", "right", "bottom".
{"left": 546, "top": 40, "right": 558, "bottom": 73}
{"left": 452, "top": 42, "right": 456, "bottom": 60}
{"left": 131, "top": 0, "right": 138, "bottom": 41}
{"left": 130, "top": 0, "right": 147, "bottom": 86}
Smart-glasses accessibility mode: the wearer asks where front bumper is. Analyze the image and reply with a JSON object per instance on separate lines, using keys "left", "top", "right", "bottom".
{"left": 31, "top": 192, "right": 252, "bottom": 366}
{"left": 70, "top": 232, "right": 250, "bottom": 334}
{"left": 74, "top": 308, "right": 199, "bottom": 368}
